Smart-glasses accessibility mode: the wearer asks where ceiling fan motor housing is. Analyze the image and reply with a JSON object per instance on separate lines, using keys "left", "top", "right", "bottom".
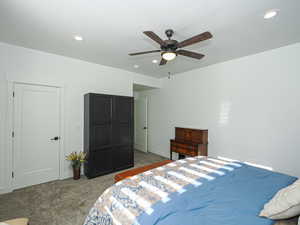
{"left": 161, "top": 39, "right": 178, "bottom": 51}
{"left": 161, "top": 29, "right": 177, "bottom": 52}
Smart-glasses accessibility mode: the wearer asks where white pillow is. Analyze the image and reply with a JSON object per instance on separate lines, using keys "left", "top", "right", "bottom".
{"left": 260, "top": 179, "right": 300, "bottom": 220}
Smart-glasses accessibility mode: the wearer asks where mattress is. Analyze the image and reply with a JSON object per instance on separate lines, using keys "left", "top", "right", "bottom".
{"left": 84, "top": 156, "right": 297, "bottom": 225}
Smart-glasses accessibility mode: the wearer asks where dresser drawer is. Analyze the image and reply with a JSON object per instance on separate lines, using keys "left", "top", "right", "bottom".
{"left": 171, "top": 142, "right": 197, "bottom": 150}
{"left": 171, "top": 145, "right": 197, "bottom": 156}
{"left": 171, "top": 142, "right": 196, "bottom": 149}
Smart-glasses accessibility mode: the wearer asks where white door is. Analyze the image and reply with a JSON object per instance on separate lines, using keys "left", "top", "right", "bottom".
{"left": 13, "top": 83, "right": 61, "bottom": 189}
{"left": 134, "top": 97, "right": 148, "bottom": 152}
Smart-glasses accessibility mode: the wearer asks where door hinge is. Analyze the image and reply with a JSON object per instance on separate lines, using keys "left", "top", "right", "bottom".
{"left": 13, "top": 91, "right": 15, "bottom": 97}
{"left": 12, "top": 171, "right": 14, "bottom": 178}
{"left": 12, "top": 131, "right": 14, "bottom": 138}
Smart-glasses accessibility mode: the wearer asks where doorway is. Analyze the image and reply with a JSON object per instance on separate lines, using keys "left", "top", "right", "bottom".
{"left": 134, "top": 96, "right": 148, "bottom": 152}
{"left": 12, "top": 83, "right": 61, "bottom": 189}
{"left": 133, "top": 83, "right": 158, "bottom": 153}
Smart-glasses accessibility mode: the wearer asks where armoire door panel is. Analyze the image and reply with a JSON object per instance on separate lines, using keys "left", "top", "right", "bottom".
{"left": 91, "top": 95, "right": 112, "bottom": 124}
{"left": 91, "top": 125, "right": 112, "bottom": 149}
{"left": 88, "top": 149, "right": 112, "bottom": 177}
{"left": 114, "top": 96, "right": 133, "bottom": 123}
{"left": 113, "top": 146, "right": 133, "bottom": 170}
{"left": 113, "top": 125, "right": 132, "bottom": 145}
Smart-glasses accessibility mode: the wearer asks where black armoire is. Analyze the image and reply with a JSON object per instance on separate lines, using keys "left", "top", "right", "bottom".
{"left": 84, "top": 93, "right": 134, "bottom": 178}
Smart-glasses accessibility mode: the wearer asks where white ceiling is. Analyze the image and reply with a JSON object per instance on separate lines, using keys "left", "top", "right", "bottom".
{"left": 0, "top": 0, "right": 299, "bottom": 78}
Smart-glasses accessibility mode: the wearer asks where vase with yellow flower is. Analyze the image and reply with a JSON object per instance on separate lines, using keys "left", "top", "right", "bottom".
{"left": 66, "top": 151, "right": 86, "bottom": 180}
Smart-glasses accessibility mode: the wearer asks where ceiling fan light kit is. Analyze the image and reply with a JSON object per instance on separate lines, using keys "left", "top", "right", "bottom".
{"left": 162, "top": 51, "right": 177, "bottom": 61}
{"left": 129, "top": 29, "right": 213, "bottom": 66}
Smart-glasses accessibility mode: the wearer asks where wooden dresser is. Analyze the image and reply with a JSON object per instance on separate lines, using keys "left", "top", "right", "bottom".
{"left": 170, "top": 127, "right": 208, "bottom": 160}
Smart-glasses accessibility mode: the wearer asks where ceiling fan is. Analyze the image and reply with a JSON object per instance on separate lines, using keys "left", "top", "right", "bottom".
{"left": 129, "top": 29, "right": 213, "bottom": 65}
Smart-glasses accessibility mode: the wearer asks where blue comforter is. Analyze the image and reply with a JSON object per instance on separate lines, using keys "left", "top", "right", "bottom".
{"left": 138, "top": 163, "right": 296, "bottom": 225}
{"left": 84, "top": 157, "right": 297, "bottom": 225}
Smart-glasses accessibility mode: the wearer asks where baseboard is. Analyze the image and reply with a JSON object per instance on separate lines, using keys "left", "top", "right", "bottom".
{"left": 134, "top": 144, "right": 146, "bottom": 152}
{"left": 148, "top": 149, "right": 169, "bottom": 159}
{"left": 0, "top": 187, "right": 12, "bottom": 194}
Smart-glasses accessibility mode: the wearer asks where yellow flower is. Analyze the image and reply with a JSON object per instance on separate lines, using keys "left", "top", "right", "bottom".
{"left": 65, "top": 151, "right": 86, "bottom": 163}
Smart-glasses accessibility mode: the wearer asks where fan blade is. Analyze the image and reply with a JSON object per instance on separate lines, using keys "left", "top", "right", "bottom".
{"left": 159, "top": 58, "right": 167, "bottom": 66}
{"left": 129, "top": 50, "right": 160, "bottom": 56}
{"left": 143, "top": 31, "right": 166, "bottom": 46}
{"left": 177, "top": 50, "right": 204, "bottom": 59}
{"left": 177, "top": 32, "right": 212, "bottom": 48}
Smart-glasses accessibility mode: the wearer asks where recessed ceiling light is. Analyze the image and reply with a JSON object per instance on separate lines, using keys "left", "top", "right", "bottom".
{"left": 133, "top": 64, "right": 139, "bottom": 68}
{"left": 264, "top": 9, "right": 279, "bottom": 19}
{"left": 74, "top": 35, "right": 83, "bottom": 41}
{"left": 152, "top": 59, "right": 158, "bottom": 64}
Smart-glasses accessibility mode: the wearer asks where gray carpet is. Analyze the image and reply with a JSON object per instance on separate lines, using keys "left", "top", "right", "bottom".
{"left": 0, "top": 151, "right": 166, "bottom": 225}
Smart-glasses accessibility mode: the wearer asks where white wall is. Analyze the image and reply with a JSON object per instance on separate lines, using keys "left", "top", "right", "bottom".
{"left": 141, "top": 43, "right": 300, "bottom": 177}
{"left": 0, "top": 42, "right": 162, "bottom": 193}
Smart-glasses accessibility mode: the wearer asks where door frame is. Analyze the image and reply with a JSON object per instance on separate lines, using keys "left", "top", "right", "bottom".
{"left": 134, "top": 96, "right": 148, "bottom": 153}
{"left": 6, "top": 80, "right": 65, "bottom": 192}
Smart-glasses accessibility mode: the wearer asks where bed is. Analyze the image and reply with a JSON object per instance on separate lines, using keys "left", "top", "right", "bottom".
{"left": 84, "top": 156, "right": 297, "bottom": 225}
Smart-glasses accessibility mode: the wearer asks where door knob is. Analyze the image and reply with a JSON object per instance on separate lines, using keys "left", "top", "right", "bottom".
{"left": 143, "top": 127, "right": 147, "bottom": 130}
{"left": 50, "top": 136, "right": 60, "bottom": 141}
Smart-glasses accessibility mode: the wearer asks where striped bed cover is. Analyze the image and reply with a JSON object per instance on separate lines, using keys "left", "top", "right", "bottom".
{"left": 84, "top": 156, "right": 296, "bottom": 225}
